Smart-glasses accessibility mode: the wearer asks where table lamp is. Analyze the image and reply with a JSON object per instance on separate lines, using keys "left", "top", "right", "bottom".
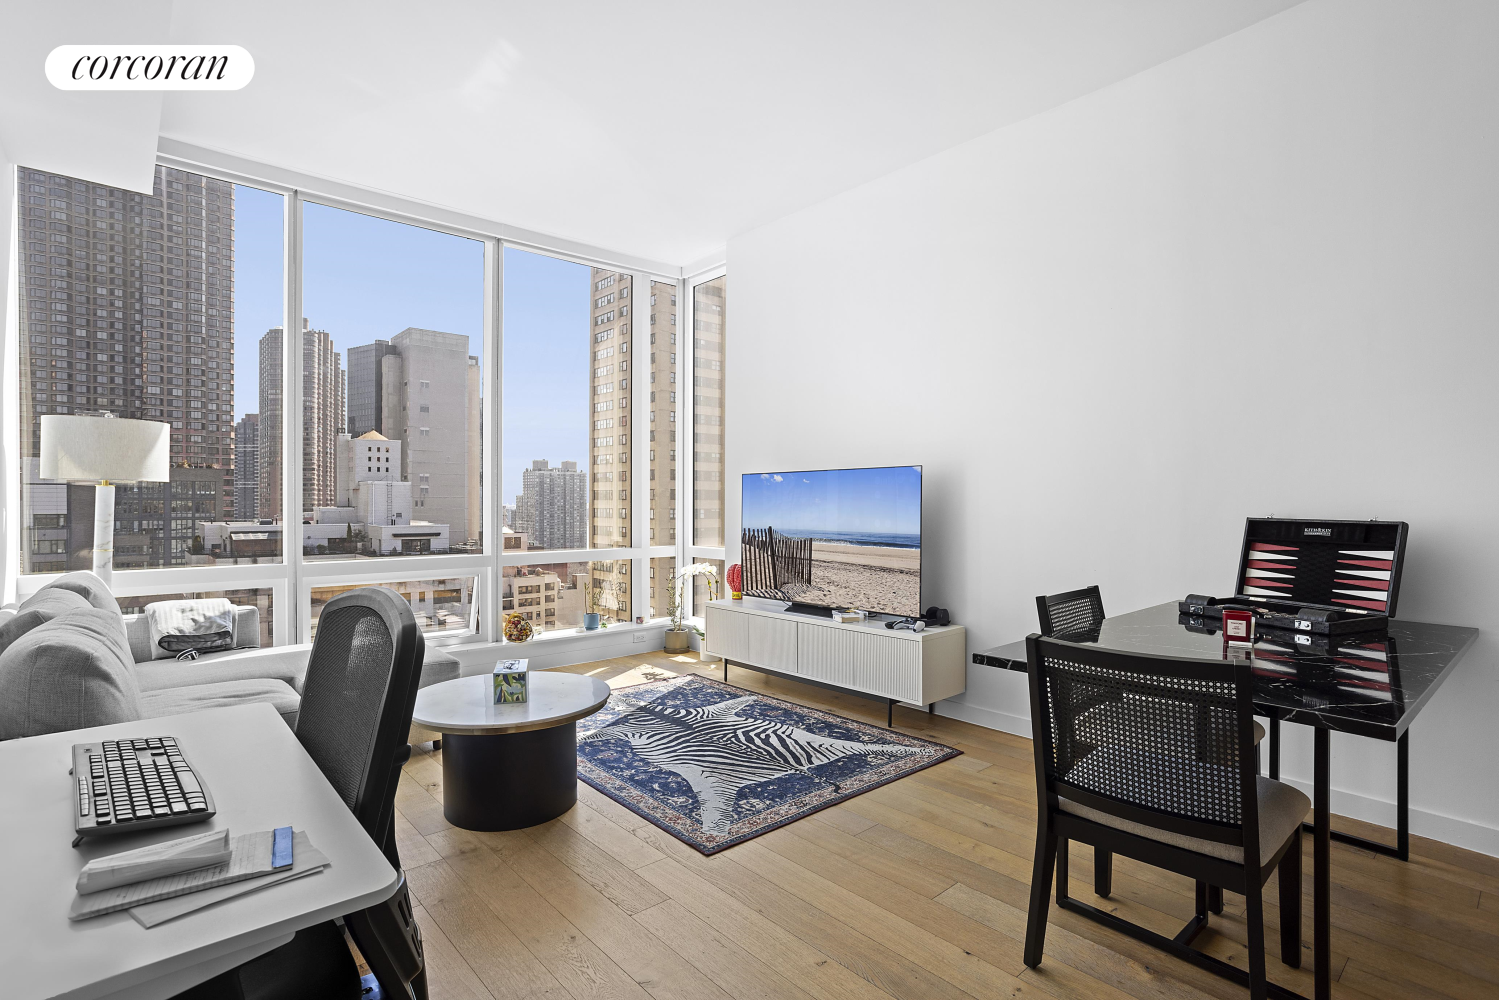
{"left": 40, "top": 415, "right": 170, "bottom": 588}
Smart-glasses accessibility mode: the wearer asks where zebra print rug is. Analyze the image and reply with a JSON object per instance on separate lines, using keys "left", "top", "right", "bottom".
{"left": 576, "top": 674, "right": 959, "bottom": 854}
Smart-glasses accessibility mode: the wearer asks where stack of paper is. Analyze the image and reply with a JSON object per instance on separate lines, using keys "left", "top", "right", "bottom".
{"left": 69, "top": 828, "right": 315, "bottom": 922}
{"left": 130, "top": 830, "right": 329, "bottom": 927}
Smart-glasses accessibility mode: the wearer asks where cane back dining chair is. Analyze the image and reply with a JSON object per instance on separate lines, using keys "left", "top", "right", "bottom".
{"left": 1036, "top": 586, "right": 1266, "bottom": 908}
{"left": 1036, "top": 585, "right": 1106, "bottom": 640}
{"left": 1023, "top": 634, "right": 1309, "bottom": 1000}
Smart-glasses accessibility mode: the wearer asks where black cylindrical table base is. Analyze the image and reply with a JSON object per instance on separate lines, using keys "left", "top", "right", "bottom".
{"left": 440, "top": 723, "right": 578, "bottom": 831}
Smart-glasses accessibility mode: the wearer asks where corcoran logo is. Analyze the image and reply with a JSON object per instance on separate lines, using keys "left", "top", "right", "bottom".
{"left": 46, "top": 45, "right": 254, "bottom": 91}
{"left": 1303, "top": 527, "right": 1332, "bottom": 537}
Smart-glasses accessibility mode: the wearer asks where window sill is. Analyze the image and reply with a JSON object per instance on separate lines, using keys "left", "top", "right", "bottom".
{"left": 442, "top": 619, "right": 675, "bottom": 671}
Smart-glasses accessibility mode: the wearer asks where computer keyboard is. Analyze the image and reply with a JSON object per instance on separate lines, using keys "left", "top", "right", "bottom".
{"left": 71, "top": 736, "right": 215, "bottom": 843}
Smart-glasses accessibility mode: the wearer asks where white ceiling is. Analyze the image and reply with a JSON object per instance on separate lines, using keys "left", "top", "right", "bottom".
{"left": 5, "top": 1, "right": 1305, "bottom": 266}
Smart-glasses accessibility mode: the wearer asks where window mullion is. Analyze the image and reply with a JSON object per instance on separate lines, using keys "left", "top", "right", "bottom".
{"left": 284, "top": 190, "right": 306, "bottom": 641}
{"left": 484, "top": 237, "right": 502, "bottom": 643}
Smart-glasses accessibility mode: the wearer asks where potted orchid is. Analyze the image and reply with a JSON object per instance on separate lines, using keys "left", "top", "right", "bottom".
{"left": 663, "top": 563, "right": 718, "bottom": 653}
{"left": 583, "top": 581, "right": 602, "bottom": 631}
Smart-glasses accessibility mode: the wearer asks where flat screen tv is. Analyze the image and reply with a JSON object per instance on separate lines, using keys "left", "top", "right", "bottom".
{"left": 740, "top": 465, "right": 921, "bottom": 617}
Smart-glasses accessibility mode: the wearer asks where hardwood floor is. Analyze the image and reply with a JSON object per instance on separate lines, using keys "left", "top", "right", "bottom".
{"left": 393, "top": 652, "right": 1499, "bottom": 1000}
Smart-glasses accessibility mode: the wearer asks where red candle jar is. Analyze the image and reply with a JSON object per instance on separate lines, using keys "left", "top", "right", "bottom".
{"left": 1222, "top": 608, "right": 1255, "bottom": 645}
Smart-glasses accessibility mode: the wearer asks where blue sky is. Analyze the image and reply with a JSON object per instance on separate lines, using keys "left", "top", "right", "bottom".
{"left": 742, "top": 466, "right": 922, "bottom": 536}
{"left": 232, "top": 187, "right": 587, "bottom": 507}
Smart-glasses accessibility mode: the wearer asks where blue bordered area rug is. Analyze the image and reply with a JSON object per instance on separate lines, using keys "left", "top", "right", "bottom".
{"left": 575, "top": 674, "right": 960, "bottom": 854}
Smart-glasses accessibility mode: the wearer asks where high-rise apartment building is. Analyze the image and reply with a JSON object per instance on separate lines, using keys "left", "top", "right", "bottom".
{"left": 346, "top": 339, "right": 396, "bottom": 437}
{"left": 14, "top": 164, "right": 236, "bottom": 571}
{"left": 648, "top": 278, "right": 681, "bottom": 618}
{"left": 516, "top": 460, "right": 587, "bottom": 550}
{"left": 258, "top": 320, "right": 345, "bottom": 518}
{"left": 234, "top": 413, "right": 260, "bottom": 519}
{"left": 587, "top": 270, "right": 633, "bottom": 619}
{"left": 584, "top": 270, "right": 682, "bottom": 619}
{"left": 692, "top": 276, "right": 725, "bottom": 547}
{"left": 373, "top": 328, "right": 481, "bottom": 547}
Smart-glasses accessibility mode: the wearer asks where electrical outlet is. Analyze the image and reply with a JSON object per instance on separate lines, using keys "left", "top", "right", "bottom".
{"left": 633, "top": 632, "right": 648, "bottom": 643}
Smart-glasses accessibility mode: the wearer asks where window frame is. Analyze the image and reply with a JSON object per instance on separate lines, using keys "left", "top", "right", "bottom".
{"left": 683, "top": 264, "right": 728, "bottom": 620}
{"left": 4, "top": 142, "right": 717, "bottom": 654}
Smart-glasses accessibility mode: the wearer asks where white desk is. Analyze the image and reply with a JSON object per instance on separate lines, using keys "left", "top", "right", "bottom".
{"left": 0, "top": 702, "right": 400, "bottom": 1000}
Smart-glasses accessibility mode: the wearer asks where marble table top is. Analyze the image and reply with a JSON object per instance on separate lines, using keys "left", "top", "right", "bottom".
{"left": 412, "top": 672, "right": 611, "bottom": 736}
{"left": 972, "top": 602, "right": 1479, "bottom": 740}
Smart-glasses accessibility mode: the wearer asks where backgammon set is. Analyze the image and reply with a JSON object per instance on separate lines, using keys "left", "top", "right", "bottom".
{"left": 1179, "top": 517, "right": 1408, "bottom": 639}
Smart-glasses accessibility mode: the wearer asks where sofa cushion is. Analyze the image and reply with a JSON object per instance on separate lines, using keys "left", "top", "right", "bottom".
{"left": 133, "top": 643, "right": 311, "bottom": 694}
{"left": 0, "top": 588, "right": 94, "bottom": 659}
{"left": 420, "top": 647, "right": 461, "bottom": 688}
{"left": 41, "top": 570, "right": 123, "bottom": 618}
{"left": 0, "top": 608, "right": 142, "bottom": 739}
{"left": 140, "top": 677, "right": 301, "bottom": 729}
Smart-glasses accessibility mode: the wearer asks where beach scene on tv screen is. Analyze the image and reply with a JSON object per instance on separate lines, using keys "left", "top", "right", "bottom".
{"left": 741, "top": 466, "right": 920, "bottom": 616}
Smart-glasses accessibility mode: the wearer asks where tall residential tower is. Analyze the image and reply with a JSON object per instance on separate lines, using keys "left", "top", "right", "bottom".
{"left": 14, "top": 164, "right": 237, "bottom": 570}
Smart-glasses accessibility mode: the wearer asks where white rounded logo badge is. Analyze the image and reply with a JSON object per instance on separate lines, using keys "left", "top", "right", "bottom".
{"left": 46, "top": 45, "right": 254, "bottom": 91}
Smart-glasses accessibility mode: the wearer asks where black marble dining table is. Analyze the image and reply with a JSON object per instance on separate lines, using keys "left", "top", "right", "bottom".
{"left": 972, "top": 600, "right": 1480, "bottom": 1000}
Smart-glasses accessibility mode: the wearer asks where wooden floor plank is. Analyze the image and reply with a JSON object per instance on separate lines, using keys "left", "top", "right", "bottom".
{"left": 554, "top": 799, "right": 669, "bottom": 871}
{"left": 528, "top": 818, "right": 671, "bottom": 915}
{"left": 395, "top": 651, "right": 1499, "bottom": 1000}
{"left": 410, "top": 900, "right": 499, "bottom": 1000}
{"left": 395, "top": 805, "right": 442, "bottom": 869}
{"left": 790, "top": 813, "right": 958, "bottom": 898}
{"left": 634, "top": 856, "right": 900, "bottom": 1000}
{"left": 633, "top": 898, "right": 821, "bottom": 1000}
{"left": 404, "top": 860, "right": 570, "bottom": 1000}
{"left": 396, "top": 769, "right": 452, "bottom": 837}
{"left": 501, "top": 832, "right": 736, "bottom": 1000}
{"left": 625, "top": 822, "right": 982, "bottom": 1000}
{"left": 728, "top": 837, "right": 1044, "bottom": 1000}
{"left": 438, "top": 838, "right": 657, "bottom": 1000}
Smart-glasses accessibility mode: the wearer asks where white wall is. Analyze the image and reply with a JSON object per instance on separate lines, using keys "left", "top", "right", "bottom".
{"left": 1, "top": 152, "right": 17, "bottom": 605}
{"left": 726, "top": 0, "right": 1499, "bottom": 856}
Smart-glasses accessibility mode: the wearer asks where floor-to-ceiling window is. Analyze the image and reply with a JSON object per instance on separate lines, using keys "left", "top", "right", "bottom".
{"left": 9, "top": 158, "right": 717, "bottom": 647}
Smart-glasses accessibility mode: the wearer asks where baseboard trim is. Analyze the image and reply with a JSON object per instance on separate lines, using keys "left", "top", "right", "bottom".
{"left": 933, "top": 699, "right": 1033, "bottom": 740}
{"left": 1275, "top": 777, "right": 1499, "bottom": 859}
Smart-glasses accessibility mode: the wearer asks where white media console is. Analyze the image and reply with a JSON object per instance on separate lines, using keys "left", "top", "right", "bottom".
{"left": 702, "top": 597, "right": 967, "bottom": 725}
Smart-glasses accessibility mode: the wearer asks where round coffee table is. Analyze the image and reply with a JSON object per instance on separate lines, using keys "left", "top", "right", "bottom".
{"left": 411, "top": 671, "right": 612, "bottom": 831}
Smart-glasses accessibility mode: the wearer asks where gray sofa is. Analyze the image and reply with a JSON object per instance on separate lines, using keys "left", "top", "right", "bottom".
{"left": 0, "top": 571, "right": 459, "bottom": 741}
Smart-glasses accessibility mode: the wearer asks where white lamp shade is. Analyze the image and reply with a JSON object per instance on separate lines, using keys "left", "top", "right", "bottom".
{"left": 39, "top": 415, "right": 170, "bottom": 483}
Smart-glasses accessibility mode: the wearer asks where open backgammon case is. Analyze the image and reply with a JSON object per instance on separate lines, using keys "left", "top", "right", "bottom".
{"left": 1180, "top": 517, "right": 1408, "bottom": 640}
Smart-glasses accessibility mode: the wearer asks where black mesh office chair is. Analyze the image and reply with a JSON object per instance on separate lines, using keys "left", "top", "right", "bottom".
{"left": 175, "top": 587, "right": 429, "bottom": 1000}
{"left": 1023, "top": 635, "right": 1308, "bottom": 1000}
{"left": 1036, "top": 585, "right": 1105, "bottom": 639}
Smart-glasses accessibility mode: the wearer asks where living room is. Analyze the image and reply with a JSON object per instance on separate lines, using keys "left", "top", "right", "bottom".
{"left": 2, "top": 3, "right": 1497, "bottom": 1000}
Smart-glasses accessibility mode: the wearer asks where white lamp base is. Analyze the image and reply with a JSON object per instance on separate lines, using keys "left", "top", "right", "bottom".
{"left": 93, "top": 483, "right": 115, "bottom": 589}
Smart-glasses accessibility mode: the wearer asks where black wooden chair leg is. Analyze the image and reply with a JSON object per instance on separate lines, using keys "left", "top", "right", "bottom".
{"left": 1279, "top": 830, "right": 1303, "bottom": 968}
{"left": 1094, "top": 848, "right": 1112, "bottom": 897}
{"left": 1245, "top": 881, "right": 1269, "bottom": 1000}
{"left": 1024, "top": 827, "right": 1058, "bottom": 968}
{"left": 1208, "top": 884, "right": 1224, "bottom": 914}
{"left": 1056, "top": 838, "right": 1070, "bottom": 904}
{"left": 1195, "top": 880, "right": 1209, "bottom": 918}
